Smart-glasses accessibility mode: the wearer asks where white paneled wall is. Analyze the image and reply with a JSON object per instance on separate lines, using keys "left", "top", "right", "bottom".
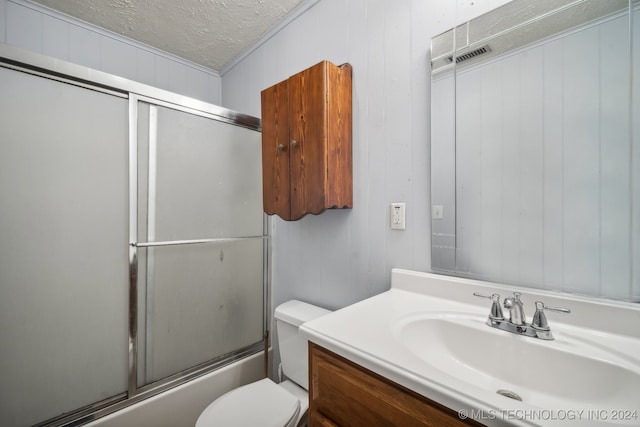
{"left": 0, "top": 1, "right": 6, "bottom": 41}
{"left": 0, "top": 0, "right": 221, "bottom": 104}
{"left": 225, "top": 0, "right": 418, "bottom": 312}
{"left": 439, "top": 11, "right": 639, "bottom": 301}
{"left": 221, "top": 0, "right": 510, "bottom": 311}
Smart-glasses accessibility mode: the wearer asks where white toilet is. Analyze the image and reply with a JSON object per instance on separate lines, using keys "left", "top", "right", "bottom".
{"left": 195, "top": 300, "right": 330, "bottom": 427}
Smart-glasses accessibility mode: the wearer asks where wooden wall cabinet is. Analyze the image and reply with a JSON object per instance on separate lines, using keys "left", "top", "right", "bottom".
{"left": 309, "top": 342, "right": 484, "bottom": 427}
{"left": 261, "top": 60, "right": 352, "bottom": 221}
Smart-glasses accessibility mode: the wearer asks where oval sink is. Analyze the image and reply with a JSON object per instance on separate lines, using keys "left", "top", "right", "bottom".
{"left": 393, "top": 312, "right": 640, "bottom": 411}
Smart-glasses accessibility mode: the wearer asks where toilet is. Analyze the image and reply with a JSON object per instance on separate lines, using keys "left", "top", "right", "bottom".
{"left": 195, "top": 300, "right": 330, "bottom": 427}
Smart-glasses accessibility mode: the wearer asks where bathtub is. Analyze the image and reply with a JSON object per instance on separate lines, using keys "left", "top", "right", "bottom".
{"left": 87, "top": 352, "right": 265, "bottom": 427}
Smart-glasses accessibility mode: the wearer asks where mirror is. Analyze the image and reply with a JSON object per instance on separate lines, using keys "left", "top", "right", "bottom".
{"left": 431, "top": 0, "right": 639, "bottom": 301}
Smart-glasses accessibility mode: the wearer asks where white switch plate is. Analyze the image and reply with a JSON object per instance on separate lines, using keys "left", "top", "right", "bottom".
{"left": 390, "top": 203, "right": 406, "bottom": 230}
{"left": 432, "top": 205, "right": 444, "bottom": 220}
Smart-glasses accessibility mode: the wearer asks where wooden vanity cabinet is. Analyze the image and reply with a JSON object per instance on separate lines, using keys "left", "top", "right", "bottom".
{"left": 308, "top": 342, "right": 483, "bottom": 427}
{"left": 261, "top": 60, "right": 352, "bottom": 221}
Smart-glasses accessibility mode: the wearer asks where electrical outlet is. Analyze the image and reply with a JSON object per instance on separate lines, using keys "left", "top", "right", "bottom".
{"left": 390, "top": 203, "right": 406, "bottom": 230}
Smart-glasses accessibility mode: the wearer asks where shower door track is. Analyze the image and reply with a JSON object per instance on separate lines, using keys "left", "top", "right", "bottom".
{"left": 36, "top": 342, "right": 264, "bottom": 427}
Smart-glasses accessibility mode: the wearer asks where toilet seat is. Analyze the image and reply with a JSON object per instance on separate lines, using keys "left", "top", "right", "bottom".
{"left": 195, "top": 378, "right": 301, "bottom": 427}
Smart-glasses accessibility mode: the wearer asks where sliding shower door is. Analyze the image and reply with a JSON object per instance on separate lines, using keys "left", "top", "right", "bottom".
{"left": 134, "top": 100, "right": 265, "bottom": 386}
{"left": 0, "top": 61, "right": 265, "bottom": 426}
{"left": 0, "top": 67, "right": 129, "bottom": 426}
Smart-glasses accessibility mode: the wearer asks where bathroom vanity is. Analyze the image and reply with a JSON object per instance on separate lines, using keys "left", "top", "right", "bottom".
{"left": 308, "top": 342, "right": 479, "bottom": 426}
{"left": 300, "top": 269, "right": 640, "bottom": 427}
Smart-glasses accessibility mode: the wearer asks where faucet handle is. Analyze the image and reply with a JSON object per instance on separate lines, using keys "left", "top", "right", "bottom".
{"left": 473, "top": 292, "right": 504, "bottom": 322}
{"left": 531, "top": 301, "right": 570, "bottom": 331}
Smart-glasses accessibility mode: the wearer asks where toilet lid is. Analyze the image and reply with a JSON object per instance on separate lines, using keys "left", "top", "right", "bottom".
{"left": 195, "top": 378, "right": 300, "bottom": 427}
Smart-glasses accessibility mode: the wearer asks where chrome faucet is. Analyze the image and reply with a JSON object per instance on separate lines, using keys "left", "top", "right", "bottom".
{"left": 474, "top": 292, "right": 570, "bottom": 340}
{"left": 503, "top": 292, "right": 525, "bottom": 325}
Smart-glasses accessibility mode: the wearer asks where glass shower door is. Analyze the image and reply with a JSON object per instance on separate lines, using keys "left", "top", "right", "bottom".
{"left": 0, "top": 62, "right": 264, "bottom": 426}
{"left": 134, "top": 101, "right": 265, "bottom": 386}
{"left": 0, "top": 67, "right": 129, "bottom": 427}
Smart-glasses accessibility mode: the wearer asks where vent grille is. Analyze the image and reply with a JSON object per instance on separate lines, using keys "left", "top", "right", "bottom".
{"left": 448, "top": 45, "right": 492, "bottom": 64}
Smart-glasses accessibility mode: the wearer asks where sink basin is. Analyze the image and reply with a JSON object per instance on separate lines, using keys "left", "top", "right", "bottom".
{"left": 393, "top": 312, "right": 640, "bottom": 411}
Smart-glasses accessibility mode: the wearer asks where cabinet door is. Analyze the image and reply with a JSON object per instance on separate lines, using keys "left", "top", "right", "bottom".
{"left": 325, "top": 62, "right": 353, "bottom": 210}
{"left": 261, "top": 79, "right": 291, "bottom": 219}
{"left": 288, "top": 61, "right": 328, "bottom": 219}
{"left": 261, "top": 60, "right": 352, "bottom": 221}
{"left": 309, "top": 343, "right": 483, "bottom": 427}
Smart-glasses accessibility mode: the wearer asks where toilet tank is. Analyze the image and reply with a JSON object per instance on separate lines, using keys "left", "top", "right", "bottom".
{"left": 274, "top": 300, "right": 330, "bottom": 390}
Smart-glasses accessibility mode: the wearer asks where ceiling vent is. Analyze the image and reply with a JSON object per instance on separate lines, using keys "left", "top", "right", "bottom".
{"left": 448, "top": 45, "right": 492, "bottom": 64}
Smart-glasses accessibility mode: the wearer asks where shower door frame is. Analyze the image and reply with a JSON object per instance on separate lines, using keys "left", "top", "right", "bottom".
{"left": 0, "top": 44, "right": 269, "bottom": 427}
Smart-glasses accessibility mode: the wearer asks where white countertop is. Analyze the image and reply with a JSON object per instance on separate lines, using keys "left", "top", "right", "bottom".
{"left": 300, "top": 269, "right": 640, "bottom": 427}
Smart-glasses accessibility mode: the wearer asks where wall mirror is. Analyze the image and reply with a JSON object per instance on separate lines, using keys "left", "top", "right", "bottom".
{"left": 431, "top": 0, "right": 639, "bottom": 301}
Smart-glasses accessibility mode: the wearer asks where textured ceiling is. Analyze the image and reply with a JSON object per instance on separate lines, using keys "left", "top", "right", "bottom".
{"left": 31, "top": 0, "right": 305, "bottom": 71}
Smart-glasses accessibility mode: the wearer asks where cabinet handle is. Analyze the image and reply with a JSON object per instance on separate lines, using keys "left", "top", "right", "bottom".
{"left": 278, "top": 144, "right": 285, "bottom": 151}
{"left": 290, "top": 140, "right": 298, "bottom": 149}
